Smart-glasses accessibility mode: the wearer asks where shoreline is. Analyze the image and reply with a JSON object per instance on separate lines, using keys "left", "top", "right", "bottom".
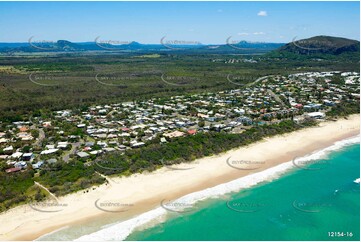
{"left": 76, "top": 135, "right": 360, "bottom": 241}
{"left": 0, "top": 115, "right": 359, "bottom": 241}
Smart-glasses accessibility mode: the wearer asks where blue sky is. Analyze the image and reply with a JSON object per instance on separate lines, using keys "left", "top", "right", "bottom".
{"left": 0, "top": 1, "right": 359, "bottom": 43}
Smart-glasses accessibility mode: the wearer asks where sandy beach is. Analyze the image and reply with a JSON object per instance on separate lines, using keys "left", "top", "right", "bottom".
{"left": 0, "top": 115, "right": 359, "bottom": 241}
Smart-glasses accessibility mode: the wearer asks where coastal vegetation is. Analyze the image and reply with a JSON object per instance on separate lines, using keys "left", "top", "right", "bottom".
{"left": 0, "top": 169, "right": 40, "bottom": 212}
{"left": 95, "top": 120, "right": 317, "bottom": 175}
{"left": 326, "top": 102, "right": 360, "bottom": 117}
{"left": 0, "top": 36, "right": 359, "bottom": 212}
{"left": 0, "top": 49, "right": 359, "bottom": 123}
{"left": 0, "top": 161, "right": 105, "bottom": 212}
{"left": 1, "top": 119, "right": 317, "bottom": 212}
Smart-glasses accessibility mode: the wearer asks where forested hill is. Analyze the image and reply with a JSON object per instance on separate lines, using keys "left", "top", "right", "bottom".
{"left": 277, "top": 36, "right": 359, "bottom": 55}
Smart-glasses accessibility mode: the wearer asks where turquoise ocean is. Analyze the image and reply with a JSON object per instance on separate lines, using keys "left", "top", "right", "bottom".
{"left": 39, "top": 137, "right": 360, "bottom": 241}
{"left": 126, "top": 141, "right": 360, "bottom": 241}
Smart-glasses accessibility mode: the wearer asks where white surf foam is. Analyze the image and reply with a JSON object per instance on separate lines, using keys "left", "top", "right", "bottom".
{"left": 35, "top": 225, "right": 70, "bottom": 241}
{"left": 75, "top": 135, "right": 360, "bottom": 241}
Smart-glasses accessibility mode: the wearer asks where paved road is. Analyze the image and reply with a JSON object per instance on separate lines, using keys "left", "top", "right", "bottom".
{"left": 267, "top": 89, "right": 287, "bottom": 107}
{"left": 62, "top": 141, "right": 81, "bottom": 162}
{"left": 33, "top": 128, "right": 45, "bottom": 147}
{"left": 247, "top": 75, "right": 275, "bottom": 87}
{"left": 247, "top": 74, "right": 288, "bottom": 107}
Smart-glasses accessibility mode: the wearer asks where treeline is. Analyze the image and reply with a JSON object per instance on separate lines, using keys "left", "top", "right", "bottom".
{"left": 0, "top": 161, "right": 106, "bottom": 212}
{"left": 326, "top": 101, "right": 360, "bottom": 117}
{"left": 95, "top": 120, "right": 317, "bottom": 176}
{"left": 0, "top": 78, "right": 228, "bottom": 123}
{"left": 0, "top": 170, "right": 36, "bottom": 212}
{"left": 35, "top": 161, "right": 106, "bottom": 196}
{"left": 1, "top": 53, "right": 359, "bottom": 122}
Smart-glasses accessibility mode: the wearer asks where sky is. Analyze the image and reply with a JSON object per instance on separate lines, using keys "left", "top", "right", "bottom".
{"left": 0, "top": 1, "right": 359, "bottom": 44}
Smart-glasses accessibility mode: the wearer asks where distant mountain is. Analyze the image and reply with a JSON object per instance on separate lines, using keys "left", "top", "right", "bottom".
{"left": 0, "top": 40, "right": 285, "bottom": 54}
{"left": 9, "top": 40, "right": 88, "bottom": 52}
{"left": 204, "top": 41, "right": 284, "bottom": 53}
{"left": 277, "top": 36, "right": 360, "bottom": 55}
{"left": 56, "top": 40, "right": 80, "bottom": 49}
{"left": 1, "top": 36, "right": 358, "bottom": 56}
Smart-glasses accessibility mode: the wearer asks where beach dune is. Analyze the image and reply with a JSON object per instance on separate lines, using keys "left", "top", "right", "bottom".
{"left": 0, "top": 115, "right": 359, "bottom": 241}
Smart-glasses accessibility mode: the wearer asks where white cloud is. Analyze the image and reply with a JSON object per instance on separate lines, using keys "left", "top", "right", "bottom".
{"left": 237, "top": 32, "right": 249, "bottom": 36}
{"left": 257, "top": 11, "right": 267, "bottom": 17}
{"left": 253, "top": 32, "right": 266, "bottom": 35}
